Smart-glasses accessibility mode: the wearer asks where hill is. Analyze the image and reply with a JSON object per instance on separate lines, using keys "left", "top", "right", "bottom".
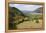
{"left": 34, "top": 7, "right": 43, "bottom": 13}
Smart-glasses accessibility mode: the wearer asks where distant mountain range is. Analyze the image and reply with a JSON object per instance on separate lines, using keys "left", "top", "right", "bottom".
{"left": 9, "top": 6, "right": 43, "bottom": 16}
{"left": 34, "top": 7, "right": 43, "bottom": 13}
{"left": 21, "top": 7, "right": 43, "bottom": 14}
{"left": 21, "top": 11, "right": 33, "bottom": 13}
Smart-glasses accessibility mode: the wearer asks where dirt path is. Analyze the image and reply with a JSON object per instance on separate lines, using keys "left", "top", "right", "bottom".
{"left": 16, "top": 20, "right": 42, "bottom": 29}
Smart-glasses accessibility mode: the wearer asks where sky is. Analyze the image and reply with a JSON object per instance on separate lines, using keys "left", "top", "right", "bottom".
{"left": 9, "top": 4, "right": 43, "bottom": 11}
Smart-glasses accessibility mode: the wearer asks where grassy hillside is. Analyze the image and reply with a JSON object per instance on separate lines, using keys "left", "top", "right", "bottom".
{"left": 8, "top": 7, "right": 29, "bottom": 29}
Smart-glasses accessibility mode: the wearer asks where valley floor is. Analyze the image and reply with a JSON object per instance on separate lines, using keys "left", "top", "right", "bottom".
{"left": 16, "top": 19, "right": 43, "bottom": 29}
